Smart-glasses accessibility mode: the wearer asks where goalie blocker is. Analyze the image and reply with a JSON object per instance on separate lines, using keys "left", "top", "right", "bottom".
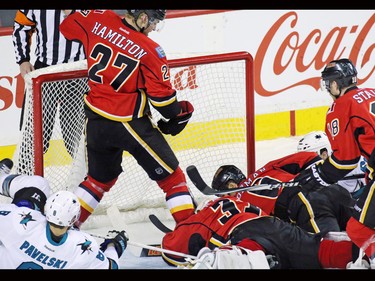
{"left": 158, "top": 100, "right": 194, "bottom": 136}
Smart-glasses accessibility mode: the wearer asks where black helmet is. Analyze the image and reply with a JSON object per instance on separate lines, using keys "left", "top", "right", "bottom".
{"left": 212, "top": 165, "right": 246, "bottom": 190}
{"left": 127, "top": 10, "right": 166, "bottom": 22}
{"left": 12, "top": 187, "right": 48, "bottom": 213}
{"left": 321, "top": 58, "right": 357, "bottom": 92}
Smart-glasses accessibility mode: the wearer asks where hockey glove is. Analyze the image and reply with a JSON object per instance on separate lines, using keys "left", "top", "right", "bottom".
{"left": 157, "top": 100, "right": 194, "bottom": 136}
{"left": 294, "top": 164, "right": 332, "bottom": 192}
{"left": 100, "top": 230, "right": 128, "bottom": 258}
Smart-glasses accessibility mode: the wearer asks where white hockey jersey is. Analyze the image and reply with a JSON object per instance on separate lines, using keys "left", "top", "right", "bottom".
{"left": 337, "top": 156, "right": 367, "bottom": 194}
{"left": 0, "top": 203, "right": 119, "bottom": 269}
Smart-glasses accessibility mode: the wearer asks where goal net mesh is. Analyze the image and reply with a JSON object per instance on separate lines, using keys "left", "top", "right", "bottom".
{"left": 12, "top": 52, "right": 254, "bottom": 229}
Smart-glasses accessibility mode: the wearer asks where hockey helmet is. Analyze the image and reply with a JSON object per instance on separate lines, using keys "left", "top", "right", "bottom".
{"left": 127, "top": 10, "right": 166, "bottom": 27}
{"left": 297, "top": 131, "right": 332, "bottom": 156}
{"left": 212, "top": 165, "right": 246, "bottom": 191}
{"left": 321, "top": 58, "right": 357, "bottom": 93}
{"left": 45, "top": 190, "right": 81, "bottom": 227}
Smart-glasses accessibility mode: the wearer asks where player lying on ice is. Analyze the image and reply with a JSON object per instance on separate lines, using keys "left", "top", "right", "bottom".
{"left": 160, "top": 192, "right": 371, "bottom": 269}
{"left": 0, "top": 158, "right": 128, "bottom": 269}
{"left": 158, "top": 129, "right": 372, "bottom": 269}
{"left": 210, "top": 131, "right": 366, "bottom": 235}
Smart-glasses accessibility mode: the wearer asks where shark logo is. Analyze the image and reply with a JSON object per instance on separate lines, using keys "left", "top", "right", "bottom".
{"left": 314, "top": 134, "right": 322, "bottom": 140}
{"left": 19, "top": 211, "right": 36, "bottom": 229}
{"left": 77, "top": 239, "right": 93, "bottom": 254}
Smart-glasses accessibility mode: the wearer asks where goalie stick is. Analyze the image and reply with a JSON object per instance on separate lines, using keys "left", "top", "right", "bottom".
{"left": 186, "top": 165, "right": 365, "bottom": 196}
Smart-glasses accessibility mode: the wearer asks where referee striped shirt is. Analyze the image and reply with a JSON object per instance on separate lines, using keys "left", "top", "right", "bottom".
{"left": 12, "top": 10, "right": 86, "bottom": 66}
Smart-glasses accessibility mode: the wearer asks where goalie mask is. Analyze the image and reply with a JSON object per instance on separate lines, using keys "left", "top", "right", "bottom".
{"left": 45, "top": 190, "right": 81, "bottom": 227}
{"left": 212, "top": 165, "right": 246, "bottom": 191}
{"left": 297, "top": 131, "right": 332, "bottom": 156}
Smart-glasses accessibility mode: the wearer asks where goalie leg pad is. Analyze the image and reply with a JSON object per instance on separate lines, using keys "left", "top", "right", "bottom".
{"left": 192, "top": 246, "right": 270, "bottom": 269}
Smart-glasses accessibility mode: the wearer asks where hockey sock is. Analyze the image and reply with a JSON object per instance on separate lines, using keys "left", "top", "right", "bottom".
{"left": 74, "top": 175, "right": 117, "bottom": 227}
{"left": 346, "top": 217, "right": 375, "bottom": 259}
{"left": 157, "top": 166, "right": 195, "bottom": 223}
{"left": 235, "top": 238, "right": 265, "bottom": 252}
{"left": 318, "top": 239, "right": 352, "bottom": 268}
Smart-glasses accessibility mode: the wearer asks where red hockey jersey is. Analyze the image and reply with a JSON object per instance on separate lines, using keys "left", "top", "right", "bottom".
{"left": 237, "top": 151, "right": 321, "bottom": 214}
{"left": 60, "top": 10, "right": 179, "bottom": 122}
{"left": 161, "top": 195, "right": 268, "bottom": 267}
{"left": 322, "top": 87, "right": 375, "bottom": 181}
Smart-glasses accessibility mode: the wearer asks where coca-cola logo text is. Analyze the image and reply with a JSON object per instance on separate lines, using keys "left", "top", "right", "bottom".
{"left": 255, "top": 11, "right": 375, "bottom": 97}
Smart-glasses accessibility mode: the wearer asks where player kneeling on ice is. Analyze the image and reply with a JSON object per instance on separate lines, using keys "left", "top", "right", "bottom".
{"left": 0, "top": 158, "right": 128, "bottom": 269}
{"left": 161, "top": 194, "right": 369, "bottom": 269}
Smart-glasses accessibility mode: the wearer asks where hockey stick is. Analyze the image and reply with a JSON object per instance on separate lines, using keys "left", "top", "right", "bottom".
{"left": 89, "top": 231, "right": 196, "bottom": 260}
{"left": 106, "top": 206, "right": 187, "bottom": 258}
{"left": 186, "top": 165, "right": 295, "bottom": 195}
{"left": 186, "top": 165, "right": 366, "bottom": 196}
{"left": 144, "top": 215, "right": 172, "bottom": 257}
{"left": 139, "top": 244, "right": 164, "bottom": 258}
{"left": 149, "top": 214, "right": 172, "bottom": 233}
{"left": 90, "top": 231, "right": 161, "bottom": 258}
{"left": 338, "top": 173, "right": 365, "bottom": 180}
{"left": 105, "top": 206, "right": 161, "bottom": 257}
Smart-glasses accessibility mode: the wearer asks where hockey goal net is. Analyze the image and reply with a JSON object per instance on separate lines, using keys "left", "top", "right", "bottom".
{"left": 12, "top": 51, "right": 255, "bottom": 229}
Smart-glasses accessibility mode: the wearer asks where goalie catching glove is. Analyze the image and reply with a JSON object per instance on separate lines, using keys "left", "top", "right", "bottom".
{"left": 100, "top": 230, "right": 128, "bottom": 258}
{"left": 157, "top": 100, "right": 194, "bottom": 136}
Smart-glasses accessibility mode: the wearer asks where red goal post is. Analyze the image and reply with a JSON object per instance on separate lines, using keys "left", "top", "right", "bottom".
{"left": 13, "top": 51, "right": 255, "bottom": 228}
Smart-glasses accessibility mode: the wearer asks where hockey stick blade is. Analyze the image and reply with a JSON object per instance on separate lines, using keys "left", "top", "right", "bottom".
{"left": 149, "top": 214, "right": 172, "bottom": 233}
{"left": 186, "top": 165, "right": 211, "bottom": 193}
{"left": 140, "top": 244, "right": 163, "bottom": 257}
